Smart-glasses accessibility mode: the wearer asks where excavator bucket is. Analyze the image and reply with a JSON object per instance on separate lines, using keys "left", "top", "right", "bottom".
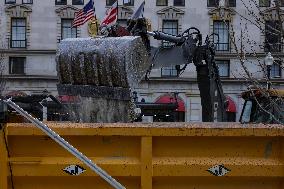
{"left": 56, "top": 36, "right": 150, "bottom": 123}
{"left": 57, "top": 36, "right": 150, "bottom": 88}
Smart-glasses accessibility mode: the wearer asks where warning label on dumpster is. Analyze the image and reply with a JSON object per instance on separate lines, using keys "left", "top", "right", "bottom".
{"left": 207, "top": 164, "right": 230, "bottom": 176}
{"left": 63, "top": 165, "right": 86, "bottom": 176}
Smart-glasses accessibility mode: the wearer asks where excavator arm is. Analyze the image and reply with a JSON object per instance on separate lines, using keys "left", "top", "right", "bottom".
{"left": 127, "top": 18, "right": 228, "bottom": 122}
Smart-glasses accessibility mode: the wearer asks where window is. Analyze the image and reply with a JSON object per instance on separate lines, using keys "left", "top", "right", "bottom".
{"left": 161, "top": 20, "right": 179, "bottom": 77}
{"left": 213, "top": 21, "right": 230, "bottom": 51}
{"left": 161, "top": 66, "right": 178, "bottom": 77}
{"left": 274, "top": 0, "right": 284, "bottom": 6}
{"left": 61, "top": 19, "right": 77, "bottom": 39}
{"left": 174, "top": 0, "right": 185, "bottom": 6}
{"left": 123, "top": 0, "right": 134, "bottom": 6}
{"left": 5, "top": 0, "right": 16, "bottom": 4}
{"left": 9, "top": 57, "right": 25, "bottom": 75}
{"left": 156, "top": 0, "right": 168, "bottom": 6}
{"left": 22, "top": 0, "right": 33, "bottom": 4}
{"left": 11, "top": 18, "right": 26, "bottom": 48}
{"left": 216, "top": 60, "right": 230, "bottom": 77}
{"left": 55, "top": 0, "right": 67, "bottom": 5}
{"left": 228, "top": 0, "right": 236, "bottom": 7}
{"left": 207, "top": 0, "right": 236, "bottom": 7}
{"left": 264, "top": 20, "right": 282, "bottom": 52}
{"left": 162, "top": 20, "right": 178, "bottom": 47}
{"left": 106, "top": 0, "right": 116, "bottom": 6}
{"left": 208, "top": 0, "right": 218, "bottom": 7}
{"left": 72, "top": 0, "right": 84, "bottom": 5}
{"left": 271, "top": 61, "right": 282, "bottom": 78}
{"left": 259, "top": 0, "right": 270, "bottom": 6}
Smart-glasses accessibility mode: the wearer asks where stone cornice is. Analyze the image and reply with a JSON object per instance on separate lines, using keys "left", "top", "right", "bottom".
{"left": 208, "top": 7, "right": 235, "bottom": 15}
{"left": 156, "top": 6, "right": 185, "bottom": 15}
{"left": 5, "top": 4, "right": 32, "bottom": 15}
{"left": 0, "top": 49, "right": 56, "bottom": 55}
{"left": 146, "top": 77, "right": 284, "bottom": 84}
{"left": 3, "top": 75, "right": 58, "bottom": 80}
{"left": 260, "top": 7, "right": 284, "bottom": 15}
{"left": 55, "top": 5, "right": 79, "bottom": 15}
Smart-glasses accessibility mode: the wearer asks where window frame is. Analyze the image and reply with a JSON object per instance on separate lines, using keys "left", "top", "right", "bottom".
{"left": 280, "top": 0, "right": 284, "bottom": 7}
{"left": 22, "top": 0, "right": 33, "bottom": 4}
{"left": 271, "top": 61, "right": 282, "bottom": 78}
{"left": 259, "top": 0, "right": 271, "bottom": 7}
{"left": 207, "top": 0, "right": 236, "bottom": 7}
{"left": 207, "top": 0, "right": 219, "bottom": 7}
{"left": 5, "top": 0, "right": 16, "bottom": 4}
{"left": 173, "top": 0, "right": 185, "bottom": 6}
{"left": 106, "top": 0, "right": 117, "bottom": 6}
{"left": 9, "top": 57, "right": 26, "bottom": 75}
{"left": 55, "top": 0, "right": 67, "bottom": 5}
{"left": 61, "top": 19, "right": 78, "bottom": 40}
{"left": 72, "top": 0, "right": 84, "bottom": 5}
{"left": 156, "top": 0, "right": 168, "bottom": 6}
{"left": 123, "top": 0, "right": 134, "bottom": 6}
{"left": 228, "top": 0, "right": 236, "bottom": 7}
{"left": 264, "top": 20, "right": 282, "bottom": 52}
{"left": 161, "top": 66, "right": 179, "bottom": 77}
{"left": 10, "top": 18, "right": 27, "bottom": 48}
{"left": 278, "top": 0, "right": 284, "bottom": 7}
{"left": 215, "top": 60, "right": 230, "bottom": 77}
{"left": 162, "top": 19, "right": 178, "bottom": 47}
{"left": 213, "top": 20, "right": 230, "bottom": 51}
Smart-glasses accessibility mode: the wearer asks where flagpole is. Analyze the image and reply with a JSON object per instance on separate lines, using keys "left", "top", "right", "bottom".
{"left": 142, "top": 1, "right": 145, "bottom": 18}
{"left": 93, "top": 3, "right": 98, "bottom": 34}
{"left": 116, "top": 0, "right": 119, "bottom": 21}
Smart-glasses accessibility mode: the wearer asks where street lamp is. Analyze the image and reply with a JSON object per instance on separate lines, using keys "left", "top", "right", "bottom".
{"left": 132, "top": 91, "right": 138, "bottom": 103}
{"left": 264, "top": 52, "right": 274, "bottom": 89}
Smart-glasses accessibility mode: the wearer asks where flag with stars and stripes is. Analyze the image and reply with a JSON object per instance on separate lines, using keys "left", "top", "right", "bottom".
{"left": 72, "top": 0, "right": 95, "bottom": 27}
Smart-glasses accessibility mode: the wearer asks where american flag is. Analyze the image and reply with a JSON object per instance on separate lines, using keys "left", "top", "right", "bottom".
{"left": 72, "top": 0, "right": 95, "bottom": 27}
{"left": 101, "top": 1, "right": 118, "bottom": 27}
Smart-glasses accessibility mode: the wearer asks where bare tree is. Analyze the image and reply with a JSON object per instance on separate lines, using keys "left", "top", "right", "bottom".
{"left": 0, "top": 52, "right": 5, "bottom": 96}
{"left": 0, "top": 16, "right": 6, "bottom": 96}
{"left": 217, "top": 0, "right": 284, "bottom": 124}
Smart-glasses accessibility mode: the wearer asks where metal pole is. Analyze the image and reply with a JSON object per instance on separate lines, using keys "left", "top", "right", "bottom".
{"left": 3, "top": 99, "right": 126, "bottom": 189}
{"left": 40, "top": 99, "right": 47, "bottom": 121}
{"left": 267, "top": 65, "right": 271, "bottom": 90}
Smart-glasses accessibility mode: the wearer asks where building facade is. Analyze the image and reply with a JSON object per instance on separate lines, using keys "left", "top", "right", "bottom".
{"left": 0, "top": 0, "right": 283, "bottom": 122}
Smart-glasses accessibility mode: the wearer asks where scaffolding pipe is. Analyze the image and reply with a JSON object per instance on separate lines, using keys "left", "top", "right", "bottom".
{"left": 3, "top": 99, "right": 126, "bottom": 189}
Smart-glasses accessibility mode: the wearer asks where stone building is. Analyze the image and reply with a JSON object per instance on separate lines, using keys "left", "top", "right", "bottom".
{"left": 0, "top": 0, "right": 283, "bottom": 122}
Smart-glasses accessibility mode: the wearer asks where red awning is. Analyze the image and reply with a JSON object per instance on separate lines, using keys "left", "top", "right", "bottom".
{"left": 5, "top": 90, "right": 27, "bottom": 97}
{"left": 156, "top": 95, "right": 185, "bottom": 112}
{"left": 226, "top": 96, "right": 237, "bottom": 113}
{"left": 58, "top": 95, "right": 80, "bottom": 103}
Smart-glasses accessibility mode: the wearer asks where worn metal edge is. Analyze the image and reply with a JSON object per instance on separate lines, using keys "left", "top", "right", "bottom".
{"left": 6, "top": 123, "right": 284, "bottom": 136}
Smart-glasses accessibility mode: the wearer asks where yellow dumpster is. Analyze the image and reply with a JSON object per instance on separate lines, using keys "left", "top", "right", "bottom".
{"left": 0, "top": 123, "right": 283, "bottom": 189}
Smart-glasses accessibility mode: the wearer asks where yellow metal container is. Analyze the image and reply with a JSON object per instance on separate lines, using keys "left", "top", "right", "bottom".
{"left": 1, "top": 123, "right": 284, "bottom": 189}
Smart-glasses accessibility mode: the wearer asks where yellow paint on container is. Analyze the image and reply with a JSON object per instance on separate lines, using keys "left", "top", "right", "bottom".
{"left": 0, "top": 123, "right": 283, "bottom": 189}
